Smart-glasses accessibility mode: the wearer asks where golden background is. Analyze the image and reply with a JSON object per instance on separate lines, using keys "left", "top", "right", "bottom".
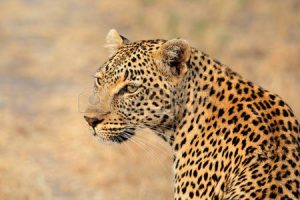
{"left": 0, "top": 0, "right": 299, "bottom": 199}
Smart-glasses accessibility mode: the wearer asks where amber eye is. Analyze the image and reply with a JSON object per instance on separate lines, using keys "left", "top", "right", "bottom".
{"left": 118, "top": 84, "right": 139, "bottom": 95}
{"left": 127, "top": 85, "right": 138, "bottom": 93}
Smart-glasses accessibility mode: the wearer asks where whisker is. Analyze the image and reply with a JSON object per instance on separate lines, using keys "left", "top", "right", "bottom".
{"left": 134, "top": 134, "right": 171, "bottom": 156}
{"left": 135, "top": 125, "right": 175, "bottom": 142}
{"left": 123, "top": 132, "right": 172, "bottom": 173}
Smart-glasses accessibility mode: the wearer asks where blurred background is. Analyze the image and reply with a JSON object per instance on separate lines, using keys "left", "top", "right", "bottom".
{"left": 0, "top": 0, "right": 299, "bottom": 199}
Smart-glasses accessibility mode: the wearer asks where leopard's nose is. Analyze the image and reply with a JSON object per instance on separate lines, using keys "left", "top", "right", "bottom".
{"left": 84, "top": 116, "right": 104, "bottom": 128}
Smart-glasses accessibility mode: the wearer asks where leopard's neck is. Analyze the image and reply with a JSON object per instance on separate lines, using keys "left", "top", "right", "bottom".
{"left": 172, "top": 48, "right": 246, "bottom": 150}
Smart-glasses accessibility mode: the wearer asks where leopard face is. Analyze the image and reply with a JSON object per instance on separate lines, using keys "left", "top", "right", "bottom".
{"left": 84, "top": 30, "right": 190, "bottom": 143}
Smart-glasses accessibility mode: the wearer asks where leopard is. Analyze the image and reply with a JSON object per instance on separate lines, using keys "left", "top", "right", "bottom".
{"left": 84, "top": 29, "right": 300, "bottom": 200}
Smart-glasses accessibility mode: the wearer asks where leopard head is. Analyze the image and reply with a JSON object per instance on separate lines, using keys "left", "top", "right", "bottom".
{"left": 84, "top": 29, "right": 191, "bottom": 143}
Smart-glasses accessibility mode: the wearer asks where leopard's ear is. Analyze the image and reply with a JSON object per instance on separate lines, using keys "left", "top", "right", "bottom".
{"left": 105, "top": 29, "right": 130, "bottom": 56}
{"left": 156, "top": 39, "right": 191, "bottom": 80}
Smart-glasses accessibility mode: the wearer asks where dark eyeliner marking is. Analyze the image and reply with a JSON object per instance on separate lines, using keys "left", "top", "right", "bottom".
{"left": 118, "top": 85, "right": 128, "bottom": 95}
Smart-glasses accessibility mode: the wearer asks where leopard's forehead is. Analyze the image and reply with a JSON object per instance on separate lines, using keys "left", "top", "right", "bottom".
{"left": 95, "top": 39, "right": 166, "bottom": 85}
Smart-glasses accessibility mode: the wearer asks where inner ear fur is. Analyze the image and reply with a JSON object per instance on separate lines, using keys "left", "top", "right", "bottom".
{"left": 105, "top": 29, "right": 130, "bottom": 56}
{"left": 157, "top": 39, "right": 191, "bottom": 78}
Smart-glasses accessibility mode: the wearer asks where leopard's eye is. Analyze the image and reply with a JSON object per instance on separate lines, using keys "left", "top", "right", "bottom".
{"left": 94, "top": 77, "right": 101, "bottom": 86}
{"left": 127, "top": 85, "right": 139, "bottom": 93}
{"left": 118, "top": 84, "right": 139, "bottom": 95}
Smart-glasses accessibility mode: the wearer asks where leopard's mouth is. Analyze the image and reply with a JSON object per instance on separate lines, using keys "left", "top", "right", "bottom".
{"left": 92, "top": 127, "right": 135, "bottom": 143}
{"left": 109, "top": 130, "right": 135, "bottom": 143}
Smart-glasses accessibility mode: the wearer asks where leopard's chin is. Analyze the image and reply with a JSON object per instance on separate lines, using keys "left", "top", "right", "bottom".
{"left": 109, "top": 131, "right": 135, "bottom": 143}
{"left": 93, "top": 128, "right": 136, "bottom": 144}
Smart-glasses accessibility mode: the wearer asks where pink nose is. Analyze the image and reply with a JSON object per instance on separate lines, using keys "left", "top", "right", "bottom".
{"left": 84, "top": 116, "right": 103, "bottom": 128}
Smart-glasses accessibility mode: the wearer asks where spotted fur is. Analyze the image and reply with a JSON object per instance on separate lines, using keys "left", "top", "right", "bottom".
{"left": 84, "top": 30, "right": 300, "bottom": 200}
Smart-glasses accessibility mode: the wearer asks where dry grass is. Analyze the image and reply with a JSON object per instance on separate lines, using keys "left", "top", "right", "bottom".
{"left": 0, "top": 0, "right": 299, "bottom": 199}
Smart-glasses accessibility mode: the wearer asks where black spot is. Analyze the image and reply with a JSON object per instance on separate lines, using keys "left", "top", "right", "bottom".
{"left": 189, "top": 192, "right": 194, "bottom": 198}
{"left": 131, "top": 57, "right": 136, "bottom": 62}
{"left": 218, "top": 109, "right": 224, "bottom": 117}
{"left": 193, "top": 170, "right": 198, "bottom": 178}
{"left": 212, "top": 174, "right": 218, "bottom": 181}
{"left": 188, "top": 125, "right": 194, "bottom": 132}
{"left": 180, "top": 138, "right": 187, "bottom": 147}
{"left": 252, "top": 120, "right": 259, "bottom": 126}
{"left": 226, "top": 81, "right": 232, "bottom": 90}
{"left": 232, "top": 136, "right": 240, "bottom": 146}
{"left": 283, "top": 110, "right": 289, "bottom": 117}
{"left": 278, "top": 100, "right": 285, "bottom": 106}
{"left": 152, "top": 102, "right": 159, "bottom": 107}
